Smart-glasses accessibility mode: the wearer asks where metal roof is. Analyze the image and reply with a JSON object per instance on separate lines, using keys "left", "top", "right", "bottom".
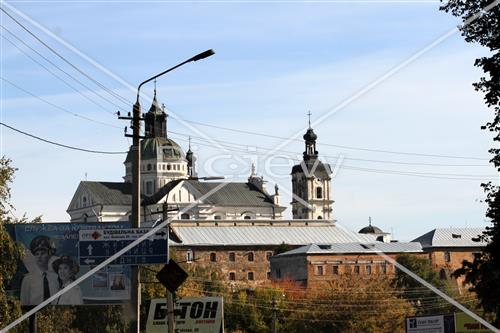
{"left": 185, "top": 180, "right": 276, "bottom": 207}
{"left": 275, "top": 242, "right": 422, "bottom": 257}
{"left": 171, "top": 225, "right": 375, "bottom": 246}
{"left": 412, "top": 227, "right": 486, "bottom": 248}
{"left": 76, "top": 181, "right": 132, "bottom": 206}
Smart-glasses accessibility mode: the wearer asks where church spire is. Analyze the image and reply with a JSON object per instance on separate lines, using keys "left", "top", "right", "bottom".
{"left": 144, "top": 86, "right": 167, "bottom": 138}
{"left": 303, "top": 111, "right": 318, "bottom": 160}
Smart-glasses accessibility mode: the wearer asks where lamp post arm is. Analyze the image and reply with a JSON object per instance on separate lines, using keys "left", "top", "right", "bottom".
{"left": 135, "top": 49, "right": 215, "bottom": 102}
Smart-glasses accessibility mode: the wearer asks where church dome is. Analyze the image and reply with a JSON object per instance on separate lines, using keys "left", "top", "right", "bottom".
{"left": 359, "top": 224, "right": 384, "bottom": 235}
{"left": 303, "top": 128, "right": 317, "bottom": 141}
{"left": 125, "top": 137, "right": 185, "bottom": 163}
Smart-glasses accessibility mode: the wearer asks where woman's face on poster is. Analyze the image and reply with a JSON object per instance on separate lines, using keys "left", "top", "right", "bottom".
{"left": 58, "top": 263, "right": 72, "bottom": 282}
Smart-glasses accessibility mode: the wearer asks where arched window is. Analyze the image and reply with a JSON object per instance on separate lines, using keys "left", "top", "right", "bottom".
{"left": 244, "top": 216, "right": 251, "bottom": 220}
{"left": 181, "top": 213, "right": 190, "bottom": 220}
{"left": 247, "top": 252, "right": 254, "bottom": 262}
{"left": 316, "top": 187, "right": 323, "bottom": 199}
{"left": 229, "top": 272, "right": 236, "bottom": 281}
{"left": 317, "top": 216, "right": 323, "bottom": 220}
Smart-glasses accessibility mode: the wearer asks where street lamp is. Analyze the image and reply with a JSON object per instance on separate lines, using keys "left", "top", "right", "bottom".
{"left": 123, "top": 49, "right": 215, "bottom": 333}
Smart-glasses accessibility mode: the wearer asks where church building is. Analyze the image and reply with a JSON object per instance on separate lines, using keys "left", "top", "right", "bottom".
{"left": 67, "top": 91, "right": 290, "bottom": 223}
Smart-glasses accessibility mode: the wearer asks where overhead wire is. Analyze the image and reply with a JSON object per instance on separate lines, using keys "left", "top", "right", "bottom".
{"left": 168, "top": 130, "right": 489, "bottom": 168}
{"left": 169, "top": 117, "right": 490, "bottom": 161}
{"left": 0, "top": 122, "right": 127, "bottom": 154}
{"left": 0, "top": 7, "right": 132, "bottom": 108}
{"left": 0, "top": 25, "right": 128, "bottom": 114}
{"left": 1, "top": 76, "right": 121, "bottom": 129}
{"left": 168, "top": 134, "right": 498, "bottom": 180}
{"left": 1, "top": 33, "right": 119, "bottom": 115}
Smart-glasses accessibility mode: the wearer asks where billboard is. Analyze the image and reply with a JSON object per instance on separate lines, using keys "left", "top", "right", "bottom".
{"left": 406, "top": 314, "right": 455, "bottom": 333}
{"left": 7, "top": 222, "right": 131, "bottom": 305}
{"left": 146, "top": 297, "right": 224, "bottom": 333}
{"left": 455, "top": 312, "right": 490, "bottom": 333}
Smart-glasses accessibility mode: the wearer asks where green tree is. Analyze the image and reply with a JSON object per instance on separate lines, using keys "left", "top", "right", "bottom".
{"left": 0, "top": 157, "right": 24, "bottom": 331}
{"left": 440, "top": 0, "right": 500, "bottom": 326}
{"left": 392, "top": 254, "right": 456, "bottom": 315}
{"left": 282, "top": 275, "right": 414, "bottom": 333}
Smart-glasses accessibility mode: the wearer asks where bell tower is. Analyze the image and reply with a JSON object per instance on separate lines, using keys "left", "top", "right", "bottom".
{"left": 291, "top": 113, "right": 333, "bottom": 220}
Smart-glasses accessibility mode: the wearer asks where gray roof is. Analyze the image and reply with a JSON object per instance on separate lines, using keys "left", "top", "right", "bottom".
{"left": 275, "top": 242, "right": 422, "bottom": 257}
{"left": 412, "top": 228, "right": 486, "bottom": 248}
{"left": 76, "top": 181, "right": 132, "bottom": 206}
{"left": 171, "top": 225, "right": 375, "bottom": 246}
{"left": 185, "top": 180, "right": 277, "bottom": 207}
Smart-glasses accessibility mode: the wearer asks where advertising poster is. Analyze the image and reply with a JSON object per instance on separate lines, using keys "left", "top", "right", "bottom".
{"left": 8, "top": 222, "right": 131, "bottom": 306}
{"left": 406, "top": 314, "right": 455, "bottom": 333}
{"left": 455, "top": 313, "right": 490, "bottom": 333}
{"left": 146, "top": 297, "right": 224, "bottom": 333}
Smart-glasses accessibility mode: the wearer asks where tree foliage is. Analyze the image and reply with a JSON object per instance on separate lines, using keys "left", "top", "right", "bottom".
{"left": 0, "top": 157, "right": 23, "bottom": 331}
{"left": 440, "top": 0, "right": 500, "bottom": 325}
{"left": 392, "top": 254, "right": 457, "bottom": 315}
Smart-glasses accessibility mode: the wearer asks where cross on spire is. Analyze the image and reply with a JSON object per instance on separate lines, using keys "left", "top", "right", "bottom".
{"left": 307, "top": 111, "right": 312, "bottom": 128}
{"left": 188, "top": 136, "right": 192, "bottom": 150}
{"left": 153, "top": 79, "right": 157, "bottom": 96}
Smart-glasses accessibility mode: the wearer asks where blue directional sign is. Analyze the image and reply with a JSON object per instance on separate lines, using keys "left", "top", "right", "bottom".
{"left": 79, "top": 228, "right": 168, "bottom": 266}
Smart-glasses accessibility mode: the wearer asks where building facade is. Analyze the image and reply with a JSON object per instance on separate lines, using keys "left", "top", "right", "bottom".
{"left": 270, "top": 242, "right": 424, "bottom": 289}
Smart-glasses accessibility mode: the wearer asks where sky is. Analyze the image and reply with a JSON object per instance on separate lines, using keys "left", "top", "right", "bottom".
{"left": 0, "top": 0, "right": 498, "bottom": 241}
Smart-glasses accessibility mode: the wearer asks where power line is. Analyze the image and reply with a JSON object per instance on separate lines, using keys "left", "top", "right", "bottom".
{"left": 0, "top": 122, "right": 127, "bottom": 154}
{"left": 0, "top": 25, "right": 128, "bottom": 114}
{"left": 0, "top": 7, "right": 132, "bottom": 108}
{"left": 1, "top": 33, "right": 119, "bottom": 115}
{"left": 168, "top": 134, "right": 498, "bottom": 180}
{"left": 169, "top": 130, "right": 489, "bottom": 167}
{"left": 169, "top": 117, "right": 489, "bottom": 161}
{"left": 1, "top": 76, "right": 121, "bottom": 129}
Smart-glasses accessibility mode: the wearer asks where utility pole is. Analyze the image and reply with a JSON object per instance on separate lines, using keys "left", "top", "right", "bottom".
{"left": 272, "top": 297, "right": 277, "bottom": 333}
{"left": 120, "top": 49, "right": 214, "bottom": 333}
{"left": 119, "top": 99, "right": 144, "bottom": 333}
{"left": 163, "top": 202, "right": 175, "bottom": 333}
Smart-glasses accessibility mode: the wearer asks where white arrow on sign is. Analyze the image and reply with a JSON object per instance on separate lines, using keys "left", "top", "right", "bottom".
{"left": 87, "top": 244, "right": 93, "bottom": 256}
{"left": 84, "top": 258, "right": 95, "bottom": 265}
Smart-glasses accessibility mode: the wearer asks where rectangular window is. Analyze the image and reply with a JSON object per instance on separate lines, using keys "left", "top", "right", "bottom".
{"left": 146, "top": 181, "right": 153, "bottom": 195}
{"left": 229, "top": 252, "right": 236, "bottom": 262}
{"left": 315, "top": 265, "right": 324, "bottom": 275}
{"left": 366, "top": 265, "right": 372, "bottom": 275}
{"left": 354, "top": 265, "right": 360, "bottom": 274}
{"left": 267, "top": 271, "right": 271, "bottom": 280}
{"left": 229, "top": 272, "right": 236, "bottom": 281}
{"left": 266, "top": 252, "right": 273, "bottom": 261}
{"left": 210, "top": 253, "right": 217, "bottom": 262}
{"left": 248, "top": 272, "right": 254, "bottom": 281}
{"left": 333, "top": 265, "right": 339, "bottom": 275}
{"left": 444, "top": 251, "right": 451, "bottom": 263}
{"left": 186, "top": 250, "right": 193, "bottom": 263}
{"left": 381, "top": 264, "right": 387, "bottom": 274}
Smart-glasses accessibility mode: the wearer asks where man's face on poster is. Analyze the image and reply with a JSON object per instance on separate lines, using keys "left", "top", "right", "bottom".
{"left": 33, "top": 248, "right": 50, "bottom": 270}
